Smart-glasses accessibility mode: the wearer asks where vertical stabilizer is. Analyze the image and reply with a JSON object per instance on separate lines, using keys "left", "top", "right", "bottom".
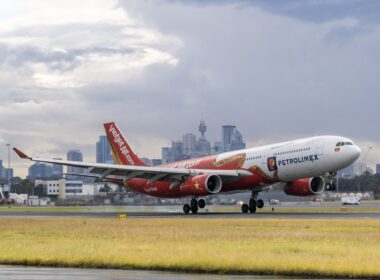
{"left": 104, "top": 122, "right": 147, "bottom": 166}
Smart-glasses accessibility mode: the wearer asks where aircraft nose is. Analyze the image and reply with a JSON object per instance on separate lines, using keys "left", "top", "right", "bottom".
{"left": 350, "top": 145, "right": 361, "bottom": 162}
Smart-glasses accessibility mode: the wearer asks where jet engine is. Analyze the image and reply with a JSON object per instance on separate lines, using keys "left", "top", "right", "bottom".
{"left": 284, "top": 177, "right": 325, "bottom": 196}
{"left": 180, "top": 174, "right": 222, "bottom": 195}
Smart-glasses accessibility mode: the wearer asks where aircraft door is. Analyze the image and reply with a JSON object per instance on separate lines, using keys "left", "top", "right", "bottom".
{"left": 312, "top": 140, "right": 324, "bottom": 174}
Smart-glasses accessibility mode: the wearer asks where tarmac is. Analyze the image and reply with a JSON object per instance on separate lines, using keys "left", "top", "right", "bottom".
{"left": 0, "top": 266, "right": 352, "bottom": 280}
{"left": 0, "top": 210, "right": 380, "bottom": 219}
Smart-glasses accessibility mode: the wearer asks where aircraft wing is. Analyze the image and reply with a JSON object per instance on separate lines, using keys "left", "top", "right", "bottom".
{"left": 14, "top": 148, "right": 251, "bottom": 187}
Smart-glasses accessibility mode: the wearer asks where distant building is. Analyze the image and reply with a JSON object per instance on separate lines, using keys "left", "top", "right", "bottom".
{"left": 52, "top": 158, "right": 64, "bottom": 179}
{"left": 0, "top": 160, "right": 3, "bottom": 179}
{"left": 28, "top": 163, "right": 53, "bottom": 180}
{"left": 171, "top": 141, "right": 185, "bottom": 162}
{"left": 35, "top": 179, "right": 84, "bottom": 197}
{"left": 376, "top": 164, "right": 380, "bottom": 174}
{"left": 213, "top": 142, "right": 223, "bottom": 154}
{"left": 222, "top": 125, "right": 246, "bottom": 152}
{"left": 183, "top": 133, "right": 196, "bottom": 157}
{"left": 151, "top": 159, "right": 162, "bottom": 166}
{"left": 141, "top": 157, "right": 151, "bottom": 166}
{"left": 160, "top": 121, "right": 246, "bottom": 162}
{"left": 338, "top": 162, "right": 373, "bottom": 178}
{"left": 337, "top": 164, "right": 355, "bottom": 179}
{"left": 96, "top": 135, "right": 113, "bottom": 164}
{"left": 161, "top": 147, "right": 171, "bottom": 164}
{"left": 195, "top": 120, "right": 211, "bottom": 156}
{"left": 4, "top": 168, "right": 13, "bottom": 180}
{"left": 66, "top": 150, "right": 84, "bottom": 180}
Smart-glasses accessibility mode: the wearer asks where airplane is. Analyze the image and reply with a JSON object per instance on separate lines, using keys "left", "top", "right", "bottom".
{"left": 13, "top": 122, "right": 361, "bottom": 214}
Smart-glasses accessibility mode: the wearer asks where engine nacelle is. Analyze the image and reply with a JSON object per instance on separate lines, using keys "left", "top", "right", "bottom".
{"left": 284, "top": 177, "right": 325, "bottom": 196}
{"left": 180, "top": 174, "right": 222, "bottom": 195}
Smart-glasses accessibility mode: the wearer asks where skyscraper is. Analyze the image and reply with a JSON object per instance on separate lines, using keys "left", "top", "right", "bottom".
{"left": 28, "top": 163, "right": 53, "bottom": 180}
{"left": 66, "top": 150, "right": 84, "bottom": 180}
{"left": 171, "top": 141, "right": 184, "bottom": 162}
{"left": 377, "top": 164, "right": 380, "bottom": 174}
{"left": 222, "top": 125, "right": 246, "bottom": 152}
{"left": 0, "top": 160, "right": 3, "bottom": 179}
{"left": 52, "top": 158, "right": 64, "bottom": 178}
{"left": 183, "top": 133, "right": 196, "bottom": 157}
{"left": 161, "top": 147, "right": 171, "bottom": 164}
{"left": 96, "top": 135, "right": 113, "bottom": 164}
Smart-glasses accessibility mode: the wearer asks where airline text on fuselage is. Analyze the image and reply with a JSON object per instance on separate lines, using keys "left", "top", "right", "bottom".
{"left": 167, "top": 159, "right": 202, "bottom": 169}
{"left": 278, "top": 154, "right": 319, "bottom": 167}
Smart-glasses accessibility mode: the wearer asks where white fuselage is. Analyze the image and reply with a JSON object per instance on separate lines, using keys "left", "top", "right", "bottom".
{"left": 216, "top": 135, "right": 361, "bottom": 182}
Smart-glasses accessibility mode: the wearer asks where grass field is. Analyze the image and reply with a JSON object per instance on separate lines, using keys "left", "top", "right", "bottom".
{"left": 0, "top": 218, "right": 379, "bottom": 278}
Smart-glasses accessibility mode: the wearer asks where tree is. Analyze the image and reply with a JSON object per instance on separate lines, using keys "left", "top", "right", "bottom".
{"left": 11, "top": 179, "right": 34, "bottom": 195}
{"left": 34, "top": 184, "right": 47, "bottom": 197}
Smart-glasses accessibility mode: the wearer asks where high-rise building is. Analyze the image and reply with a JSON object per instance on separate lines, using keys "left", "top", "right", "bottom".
{"left": 183, "top": 133, "right": 196, "bottom": 156}
{"left": 4, "top": 168, "right": 13, "bottom": 180}
{"left": 171, "top": 141, "right": 184, "bottom": 162}
{"left": 222, "top": 125, "right": 246, "bottom": 152}
{"left": 161, "top": 147, "right": 171, "bottom": 164}
{"left": 222, "top": 125, "right": 236, "bottom": 152}
{"left": 96, "top": 135, "right": 113, "bottom": 164}
{"left": 52, "top": 158, "right": 64, "bottom": 178}
{"left": 28, "top": 163, "right": 53, "bottom": 180}
{"left": 376, "top": 164, "right": 380, "bottom": 174}
{"left": 0, "top": 160, "right": 3, "bottom": 179}
{"left": 66, "top": 150, "right": 84, "bottom": 180}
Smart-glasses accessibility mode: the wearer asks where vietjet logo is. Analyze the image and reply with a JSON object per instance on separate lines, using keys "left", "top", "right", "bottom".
{"left": 109, "top": 124, "right": 135, "bottom": 165}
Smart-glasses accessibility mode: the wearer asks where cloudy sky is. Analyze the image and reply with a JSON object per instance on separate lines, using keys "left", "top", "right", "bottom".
{"left": 0, "top": 0, "right": 379, "bottom": 177}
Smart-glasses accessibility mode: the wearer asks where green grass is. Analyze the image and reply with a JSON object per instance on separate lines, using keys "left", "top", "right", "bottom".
{"left": 0, "top": 218, "right": 379, "bottom": 278}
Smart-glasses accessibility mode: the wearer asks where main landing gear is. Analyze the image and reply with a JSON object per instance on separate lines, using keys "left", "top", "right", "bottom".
{"left": 183, "top": 197, "right": 206, "bottom": 214}
{"left": 241, "top": 191, "right": 264, "bottom": 214}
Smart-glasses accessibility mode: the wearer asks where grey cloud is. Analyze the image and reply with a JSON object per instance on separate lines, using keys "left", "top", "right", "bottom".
{"left": 115, "top": 0, "right": 380, "bottom": 144}
{"left": 161, "top": 0, "right": 380, "bottom": 24}
{"left": 0, "top": 43, "right": 137, "bottom": 72}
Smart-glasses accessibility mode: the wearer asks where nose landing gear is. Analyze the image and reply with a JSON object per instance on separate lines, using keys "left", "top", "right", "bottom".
{"left": 183, "top": 197, "right": 206, "bottom": 214}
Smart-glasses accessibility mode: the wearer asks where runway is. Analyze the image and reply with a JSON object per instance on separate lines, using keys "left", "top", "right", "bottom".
{"left": 1, "top": 211, "right": 380, "bottom": 219}
{"left": 0, "top": 266, "right": 351, "bottom": 280}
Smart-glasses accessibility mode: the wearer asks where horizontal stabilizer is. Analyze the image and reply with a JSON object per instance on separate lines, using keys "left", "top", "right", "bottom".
{"left": 13, "top": 148, "right": 30, "bottom": 159}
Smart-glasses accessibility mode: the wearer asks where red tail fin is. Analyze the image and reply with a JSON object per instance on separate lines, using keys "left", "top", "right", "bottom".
{"left": 104, "top": 122, "right": 147, "bottom": 166}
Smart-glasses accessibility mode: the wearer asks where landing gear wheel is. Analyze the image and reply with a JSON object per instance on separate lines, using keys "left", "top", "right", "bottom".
{"left": 198, "top": 199, "right": 206, "bottom": 209}
{"left": 183, "top": 204, "right": 191, "bottom": 214}
{"left": 191, "top": 205, "right": 198, "bottom": 214}
{"left": 256, "top": 199, "right": 264, "bottom": 209}
{"left": 241, "top": 204, "right": 249, "bottom": 213}
{"left": 249, "top": 199, "right": 257, "bottom": 213}
{"left": 190, "top": 198, "right": 198, "bottom": 209}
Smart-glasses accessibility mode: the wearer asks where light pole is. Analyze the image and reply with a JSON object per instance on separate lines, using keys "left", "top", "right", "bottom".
{"left": 5, "top": 144, "right": 10, "bottom": 183}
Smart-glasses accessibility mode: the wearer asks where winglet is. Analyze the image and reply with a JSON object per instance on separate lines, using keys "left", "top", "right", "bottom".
{"left": 13, "top": 148, "right": 30, "bottom": 159}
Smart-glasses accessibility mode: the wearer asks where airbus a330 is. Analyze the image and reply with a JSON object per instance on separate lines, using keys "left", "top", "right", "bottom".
{"left": 14, "top": 122, "right": 361, "bottom": 214}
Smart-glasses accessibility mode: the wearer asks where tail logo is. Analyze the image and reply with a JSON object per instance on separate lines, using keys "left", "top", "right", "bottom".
{"left": 109, "top": 124, "right": 135, "bottom": 165}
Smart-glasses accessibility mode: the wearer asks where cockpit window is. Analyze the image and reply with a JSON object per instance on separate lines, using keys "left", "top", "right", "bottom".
{"left": 336, "top": 141, "right": 353, "bottom": 147}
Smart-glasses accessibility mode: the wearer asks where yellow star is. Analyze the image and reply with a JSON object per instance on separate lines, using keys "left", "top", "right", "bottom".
{"left": 194, "top": 182, "right": 200, "bottom": 190}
